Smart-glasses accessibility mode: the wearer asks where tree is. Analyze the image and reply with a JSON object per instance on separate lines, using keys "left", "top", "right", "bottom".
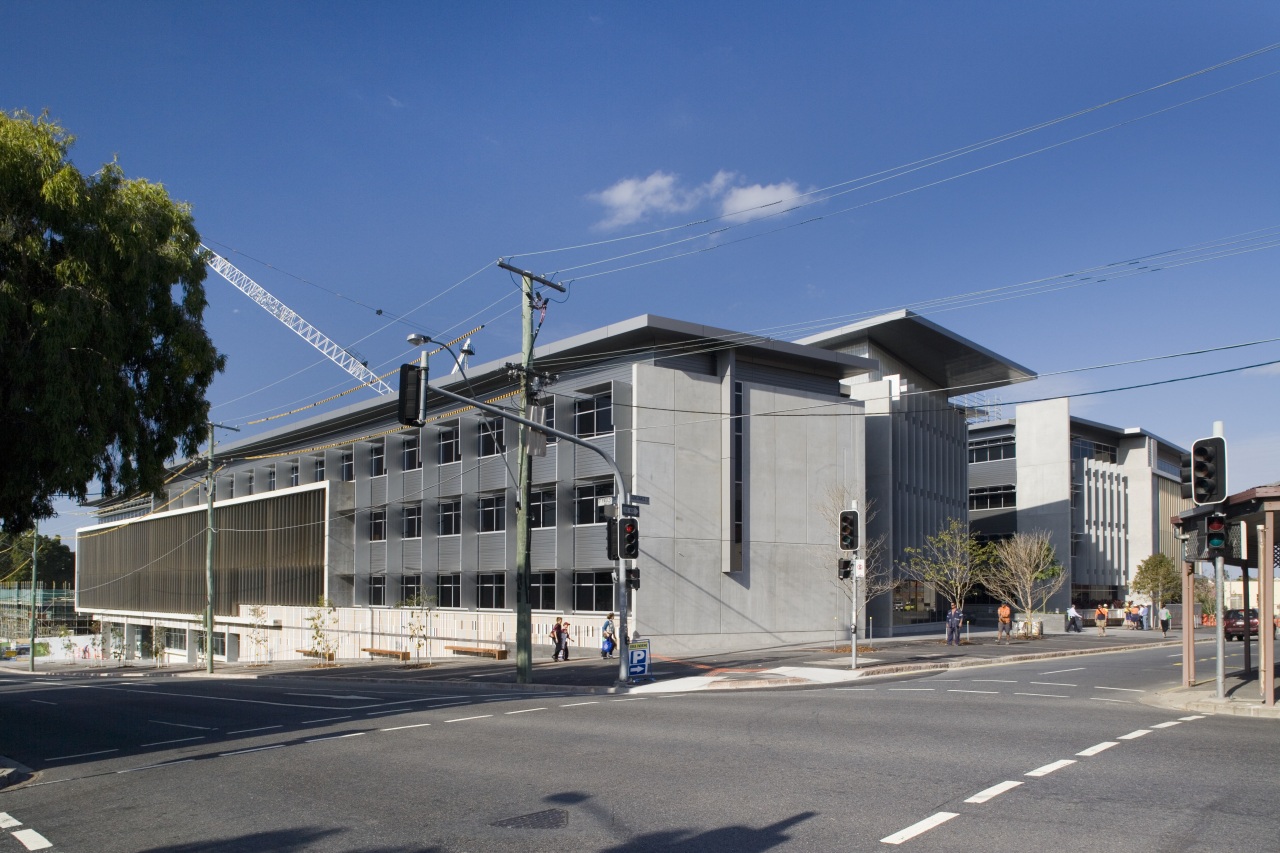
{"left": 899, "top": 517, "right": 990, "bottom": 611}
{"left": 246, "top": 605, "right": 270, "bottom": 665}
{"left": 401, "top": 593, "right": 436, "bottom": 665}
{"left": 815, "top": 488, "right": 897, "bottom": 643}
{"left": 0, "top": 110, "right": 225, "bottom": 532}
{"left": 306, "top": 597, "right": 338, "bottom": 664}
{"left": 1192, "top": 575, "right": 1216, "bottom": 622}
{"left": 982, "top": 531, "right": 1067, "bottom": 637}
{"left": 0, "top": 531, "right": 75, "bottom": 586}
{"left": 1130, "top": 553, "right": 1181, "bottom": 606}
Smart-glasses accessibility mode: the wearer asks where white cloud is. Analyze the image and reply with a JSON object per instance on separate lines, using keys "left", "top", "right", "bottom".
{"left": 589, "top": 170, "right": 735, "bottom": 229}
{"left": 720, "top": 181, "right": 803, "bottom": 223}
{"left": 386, "top": 95, "right": 404, "bottom": 108}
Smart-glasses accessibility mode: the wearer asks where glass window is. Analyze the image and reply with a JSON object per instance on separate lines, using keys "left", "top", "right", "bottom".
{"left": 314, "top": 456, "right": 325, "bottom": 481}
{"left": 162, "top": 627, "right": 187, "bottom": 651}
{"left": 968, "top": 484, "right": 1017, "bottom": 511}
{"left": 403, "top": 505, "right": 422, "bottom": 539}
{"left": 369, "top": 509, "right": 387, "bottom": 541}
{"left": 478, "top": 416, "right": 505, "bottom": 457}
{"left": 247, "top": 472, "right": 254, "bottom": 493}
{"left": 968, "top": 435, "right": 1016, "bottom": 464}
{"left": 402, "top": 434, "right": 421, "bottom": 471}
{"left": 478, "top": 572, "right": 507, "bottom": 609}
{"left": 341, "top": 451, "right": 354, "bottom": 482}
{"left": 267, "top": 468, "right": 276, "bottom": 491}
{"left": 574, "top": 570, "right": 614, "bottom": 612}
{"left": 369, "top": 575, "right": 386, "bottom": 606}
{"left": 401, "top": 574, "right": 422, "bottom": 605}
{"left": 437, "top": 574, "right": 461, "bottom": 608}
{"left": 479, "top": 494, "right": 506, "bottom": 533}
{"left": 575, "top": 393, "right": 613, "bottom": 438}
{"left": 438, "top": 500, "right": 461, "bottom": 536}
{"left": 531, "top": 571, "right": 556, "bottom": 610}
{"left": 574, "top": 480, "right": 613, "bottom": 524}
{"left": 438, "top": 426, "right": 460, "bottom": 464}
{"left": 530, "top": 488, "right": 556, "bottom": 528}
{"left": 370, "top": 442, "right": 386, "bottom": 477}
{"left": 538, "top": 400, "right": 557, "bottom": 444}
{"left": 290, "top": 463, "right": 299, "bottom": 488}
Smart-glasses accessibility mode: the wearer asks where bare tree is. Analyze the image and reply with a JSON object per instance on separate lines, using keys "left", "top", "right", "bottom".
{"left": 899, "top": 517, "right": 989, "bottom": 612}
{"left": 246, "top": 605, "right": 270, "bottom": 665}
{"left": 402, "top": 592, "right": 437, "bottom": 666}
{"left": 982, "top": 531, "right": 1066, "bottom": 638}
{"left": 305, "top": 597, "right": 338, "bottom": 664}
{"left": 816, "top": 487, "right": 896, "bottom": 643}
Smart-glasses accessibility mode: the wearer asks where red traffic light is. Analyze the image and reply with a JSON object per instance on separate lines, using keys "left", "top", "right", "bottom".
{"left": 1205, "top": 514, "right": 1228, "bottom": 551}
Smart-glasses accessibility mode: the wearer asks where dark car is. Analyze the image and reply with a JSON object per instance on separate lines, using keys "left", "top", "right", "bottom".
{"left": 1223, "top": 608, "right": 1277, "bottom": 641}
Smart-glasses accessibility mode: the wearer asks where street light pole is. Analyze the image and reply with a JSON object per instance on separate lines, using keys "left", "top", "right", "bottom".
{"left": 205, "top": 421, "right": 239, "bottom": 674}
{"left": 28, "top": 520, "right": 38, "bottom": 674}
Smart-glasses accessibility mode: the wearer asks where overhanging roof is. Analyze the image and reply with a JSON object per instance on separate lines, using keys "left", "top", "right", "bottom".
{"left": 796, "top": 309, "right": 1036, "bottom": 393}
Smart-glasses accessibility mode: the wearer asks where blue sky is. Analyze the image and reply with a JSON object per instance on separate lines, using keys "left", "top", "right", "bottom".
{"left": 6, "top": 2, "right": 1279, "bottom": 544}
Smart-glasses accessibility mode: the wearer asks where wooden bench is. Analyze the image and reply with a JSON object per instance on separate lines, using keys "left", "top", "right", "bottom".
{"left": 444, "top": 645, "right": 508, "bottom": 660}
{"left": 296, "top": 648, "right": 335, "bottom": 662}
{"left": 361, "top": 647, "right": 410, "bottom": 661}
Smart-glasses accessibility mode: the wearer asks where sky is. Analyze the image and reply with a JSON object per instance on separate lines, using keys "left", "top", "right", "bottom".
{"left": 5, "top": 1, "right": 1279, "bottom": 546}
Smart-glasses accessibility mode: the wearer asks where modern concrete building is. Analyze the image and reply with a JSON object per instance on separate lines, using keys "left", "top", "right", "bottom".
{"left": 967, "top": 398, "right": 1191, "bottom": 611}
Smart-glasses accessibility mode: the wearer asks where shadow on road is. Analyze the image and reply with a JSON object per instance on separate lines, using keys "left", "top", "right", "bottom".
{"left": 136, "top": 825, "right": 441, "bottom": 853}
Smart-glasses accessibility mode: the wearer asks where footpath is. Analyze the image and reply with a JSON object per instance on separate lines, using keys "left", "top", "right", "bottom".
{"left": 5, "top": 627, "right": 1276, "bottom": 719}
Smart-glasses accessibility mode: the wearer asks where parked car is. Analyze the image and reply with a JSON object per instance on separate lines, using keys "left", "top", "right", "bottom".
{"left": 1223, "top": 608, "right": 1277, "bottom": 641}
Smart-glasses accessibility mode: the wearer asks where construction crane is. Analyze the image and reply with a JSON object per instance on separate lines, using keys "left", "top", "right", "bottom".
{"left": 200, "top": 245, "right": 394, "bottom": 396}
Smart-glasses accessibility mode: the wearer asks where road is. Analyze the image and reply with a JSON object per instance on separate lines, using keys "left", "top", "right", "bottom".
{"left": 0, "top": 642, "right": 1274, "bottom": 852}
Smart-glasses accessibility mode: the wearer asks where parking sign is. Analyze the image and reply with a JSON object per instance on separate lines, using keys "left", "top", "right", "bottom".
{"left": 627, "top": 639, "right": 650, "bottom": 678}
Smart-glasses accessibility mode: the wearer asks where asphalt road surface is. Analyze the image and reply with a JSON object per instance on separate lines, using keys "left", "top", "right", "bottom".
{"left": 0, "top": 643, "right": 1274, "bottom": 852}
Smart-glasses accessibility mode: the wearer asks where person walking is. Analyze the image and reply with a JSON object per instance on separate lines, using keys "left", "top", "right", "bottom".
{"left": 945, "top": 603, "right": 964, "bottom": 646}
{"left": 1095, "top": 602, "right": 1109, "bottom": 636}
{"left": 1158, "top": 604, "right": 1172, "bottom": 638}
{"left": 600, "top": 613, "right": 616, "bottom": 659}
{"left": 1067, "top": 604, "right": 1083, "bottom": 633}
{"left": 997, "top": 602, "right": 1013, "bottom": 644}
{"left": 550, "top": 617, "right": 567, "bottom": 661}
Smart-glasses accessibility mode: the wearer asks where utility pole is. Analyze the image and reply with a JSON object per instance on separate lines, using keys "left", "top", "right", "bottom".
{"left": 28, "top": 520, "right": 38, "bottom": 674}
{"left": 498, "top": 261, "right": 565, "bottom": 685}
{"left": 205, "top": 421, "right": 240, "bottom": 674}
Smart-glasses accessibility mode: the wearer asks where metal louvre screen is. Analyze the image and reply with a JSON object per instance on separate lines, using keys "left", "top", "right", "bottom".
{"left": 78, "top": 489, "right": 326, "bottom": 615}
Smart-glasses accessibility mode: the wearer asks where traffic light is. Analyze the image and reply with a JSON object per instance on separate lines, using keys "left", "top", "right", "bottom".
{"left": 837, "top": 559, "right": 853, "bottom": 580}
{"left": 397, "top": 364, "right": 426, "bottom": 426}
{"left": 1205, "top": 513, "right": 1228, "bottom": 555}
{"left": 625, "top": 566, "right": 640, "bottom": 589}
{"left": 1190, "top": 436, "right": 1227, "bottom": 506}
{"left": 619, "top": 517, "right": 640, "bottom": 560}
{"left": 1178, "top": 451, "right": 1193, "bottom": 500}
{"left": 838, "top": 509, "right": 859, "bottom": 552}
{"left": 606, "top": 518, "right": 619, "bottom": 561}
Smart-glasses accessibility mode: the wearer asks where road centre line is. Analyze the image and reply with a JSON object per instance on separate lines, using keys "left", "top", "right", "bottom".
{"left": 45, "top": 749, "right": 119, "bottom": 762}
{"left": 881, "top": 812, "right": 959, "bottom": 845}
{"left": 227, "top": 725, "right": 282, "bottom": 735}
{"left": 1026, "top": 759, "right": 1076, "bottom": 777}
{"left": 1040, "top": 667, "right": 1085, "bottom": 674}
{"left": 382, "top": 722, "right": 432, "bottom": 731}
{"left": 220, "top": 745, "right": 286, "bottom": 757}
{"left": 1077, "top": 741, "right": 1119, "bottom": 756}
{"left": 1015, "top": 692, "right": 1068, "bottom": 698}
{"left": 12, "top": 828, "right": 52, "bottom": 851}
{"left": 1094, "top": 686, "right": 1145, "bottom": 693}
{"left": 445, "top": 715, "right": 492, "bottom": 723}
{"left": 948, "top": 690, "right": 999, "bottom": 694}
{"left": 139, "top": 736, "right": 205, "bottom": 747}
{"left": 1117, "top": 730, "right": 1151, "bottom": 740}
{"left": 965, "top": 780, "right": 1023, "bottom": 803}
{"left": 148, "top": 720, "right": 214, "bottom": 730}
{"left": 505, "top": 708, "right": 547, "bottom": 714}
{"left": 1151, "top": 721, "right": 1182, "bottom": 729}
{"left": 561, "top": 701, "right": 599, "bottom": 707}
{"left": 1029, "top": 681, "right": 1075, "bottom": 687}
{"left": 301, "top": 716, "right": 351, "bottom": 724}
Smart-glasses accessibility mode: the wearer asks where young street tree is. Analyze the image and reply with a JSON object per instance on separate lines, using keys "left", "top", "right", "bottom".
{"left": 1129, "top": 552, "right": 1181, "bottom": 607}
{"left": 982, "top": 530, "right": 1067, "bottom": 636}
{"left": 0, "top": 110, "right": 224, "bottom": 532}
{"left": 816, "top": 487, "right": 896, "bottom": 637}
{"left": 899, "top": 517, "right": 990, "bottom": 611}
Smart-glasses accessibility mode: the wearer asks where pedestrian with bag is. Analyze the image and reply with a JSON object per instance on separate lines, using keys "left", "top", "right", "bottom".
{"left": 1095, "top": 603, "right": 1109, "bottom": 636}
{"left": 1159, "top": 604, "right": 1172, "bottom": 638}
{"left": 601, "top": 612, "right": 616, "bottom": 659}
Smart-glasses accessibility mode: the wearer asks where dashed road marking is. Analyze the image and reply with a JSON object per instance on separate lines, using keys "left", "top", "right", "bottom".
{"left": 505, "top": 708, "right": 546, "bottom": 714}
{"left": 1179, "top": 715, "right": 1205, "bottom": 721}
{"left": 220, "top": 744, "right": 286, "bottom": 756}
{"left": 1026, "top": 759, "right": 1076, "bottom": 777}
{"left": 881, "top": 812, "right": 959, "bottom": 845}
{"left": 888, "top": 688, "right": 935, "bottom": 692}
{"left": 1015, "top": 692, "right": 1068, "bottom": 698}
{"left": 305, "top": 732, "right": 365, "bottom": 743}
{"left": 1090, "top": 697, "right": 1130, "bottom": 704}
{"left": 0, "top": 813, "right": 21, "bottom": 828}
{"left": 1117, "top": 729, "right": 1150, "bottom": 740}
{"left": 1076, "top": 741, "right": 1119, "bottom": 756}
{"left": 12, "top": 828, "right": 52, "bottom": 850}
{"left": 139, "top": 736, "right": 205, "bottom": 747}
{"left": 973, "top": 679, "right": 1018, "bottom": 683}
{"left": 227, "top": 725, "right": 283, "bottom": 735}
{"left": 46, "top": 749, "right": 118, "bottom": 762}
{"left": 965, "top": 780, "right": 1023, "bottom": 803}
{"left": 445, "top": 715, "right": 492, "bottom": 723}
{"left": 149, "top": 720, "right": 214, "bottom": 730}
{"left": 382, "top": 722, "right": 431, "bottom": 731}
{"left": 300, "top": 716, "right": 351, "bottom": 724}
{"left": 1151, "top": 721, "right": 1182, "bottom": 729}
{"left": 1094, "top": 686, "right": 1144, "bottom": 693}
{"left": 948, "top": 689, "right": 998, "bottom": 694}
{"left": 1040, "top": 667, "right": 1084, "bottom": 674}
{"left": 1029, "top": 681, "right": 1075, "bottom": 687}
{"left": 561, "top": 701, "right": 599, "bottom": 707}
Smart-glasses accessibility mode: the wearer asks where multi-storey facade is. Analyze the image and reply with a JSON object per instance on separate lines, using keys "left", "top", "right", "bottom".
{"left": 967, "top": 398, "right": 1190, "bottom": 609}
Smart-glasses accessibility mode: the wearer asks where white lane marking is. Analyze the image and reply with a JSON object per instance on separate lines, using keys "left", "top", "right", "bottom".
{"left": 29, "top": 699, "right": 56, "bottom": 706}
{"left": 445, "top": 715, "right": 492, "bottom": 723}
{"left": 1040, "top": 667, "right": 1085, "bottom": 674}
{"left": 1179, "top": 715, "right": 1205, "bottom": 721}
{"left": 973, "top": 679, "right": 1018, "bottom": 683}
{"left": 300, "top": 716, "right": 351, "bottom": 724}
{"left": 12, "top": 828, "right": 52, "bottom": 850}
{"left": 835, "top": 687, "right": 877, "bottom": 691}
{"left": 1094, "top": 686, "right": 1144, "bottom": 693}
{"left": 227, "top": 725, "right": 283, "bottom": 735}
{"left": 948, "top": 690, "right": 999, "bottom": 694}
{"left": 382, "top": 723, "right": 432, "bottom": 731}
{"left": 139, "top": 736, "right": 205, "bottom": 747}
{"left": 965, "top": 780, "right": 1023, "bottom": 803}
{"left": 149, "top": 720, "right": 214, "bottom": 730}
{"left": 426, "top": 701, "right": 472, "bottom": 709}
{"left": 611, "top": 697, "right": 645, "bottom": 702}
{"left": 505, "top": 708, "right": 547, "bottom": 715}
{"left": 45, "top": 749, "right": 119, "bottom": 762}
{"left": 84, "top": 683, "right": 461, "bottom": 713}
{"left": 220, "top": 745, "right": 286, "bottom": 756}
{"left": 1090, "top": 697, "right": 1130, "bottom": 704}
{"left": 1026, "top": 759, "right": 1076, "bottom": 777}
{"left": 1029, "top": 681, "right": 1075, "bottom": 687}
{"left": 118, "top": 759, "right": 193, "bottom": 773}
{"left": 888, "top": 688, "right": 935, "bottom": 692}
{"left": 881, "top": 812, "right": 959, "bottom": 845}
{"left": 0, "top": 812, "right": 21, "bottom": 828}
{"left": 285, "top": 693, "right": 382, "bottom": 700}
{"left": 1015, "top": 692, "right": 1068, "bottom": 699}
{"left": 365, "top": 708, "right": 413, "bottom": 716}
{"left": 1151, "top": 721, "right": 1182, "bottom": 729}
{"left": 561, "top": 701, "right": 599, "bottom": 707}
{"left": 1077, "top": 741, "right": 1119, "bottom": 756}
{"left": 305, "top": 732, "right": 366, "bottom": 743}
{"left": 1118, "top": 730, "right": 1151, "bottom": 740}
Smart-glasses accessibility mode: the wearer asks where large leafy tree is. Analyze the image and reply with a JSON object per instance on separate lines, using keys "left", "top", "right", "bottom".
{"left": 899, "top": 517, "right": 991, "bottom": 610}
{"left": 0, "top": 531, "right": 75, "bottom": 586}
{"left": 1130, "top": 552, "right": 1181, "bottom": 606}
{"left": 0, "top": 110, "right": 224, "bottom": 531}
